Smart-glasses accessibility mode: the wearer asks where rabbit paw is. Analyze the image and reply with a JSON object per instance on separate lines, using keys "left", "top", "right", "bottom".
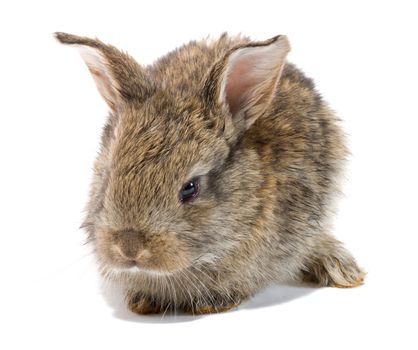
{"left": 302, "top": 233, "right": 366, "bottom": 288}
{"left": 192, "top": 303, "right": 240, "bottom": 314}
{"left": 183, "top": 296, "right": 242, "bottom": 314}
{"left": 126, "top": 292, "right": 166, "bottom": 315}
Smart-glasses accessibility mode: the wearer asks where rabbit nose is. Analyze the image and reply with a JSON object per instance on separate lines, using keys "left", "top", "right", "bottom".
{"left": 115, "top": 244, "right": 140, "bottom": 261}
{"left": 114, "top": 243, "right": 151, "bottom": 266}
{"left": 113, "top": 230, "right": 146, "bottom": 261}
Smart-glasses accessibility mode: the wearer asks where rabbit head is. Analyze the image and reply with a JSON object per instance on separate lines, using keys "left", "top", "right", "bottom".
{"left": 55, "top": 33, "right": 290, "bottom": 275}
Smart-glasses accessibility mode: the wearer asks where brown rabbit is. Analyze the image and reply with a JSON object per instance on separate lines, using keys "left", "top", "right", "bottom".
{"left": 55, "top": 32, "right": 364, "bottom": 315}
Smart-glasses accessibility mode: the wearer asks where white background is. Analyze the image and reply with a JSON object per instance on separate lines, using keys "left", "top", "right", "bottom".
{"left": 1, "top": 1, "right": 417, "bottom": 349}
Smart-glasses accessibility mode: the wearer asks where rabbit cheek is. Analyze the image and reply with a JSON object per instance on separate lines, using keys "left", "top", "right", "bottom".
{"left": 144, "top": 233, "right": 191, "bottom": 273}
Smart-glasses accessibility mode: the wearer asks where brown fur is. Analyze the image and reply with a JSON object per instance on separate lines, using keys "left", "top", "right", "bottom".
{"left": 55, "top": 32, "right": 364, "bottom": 315}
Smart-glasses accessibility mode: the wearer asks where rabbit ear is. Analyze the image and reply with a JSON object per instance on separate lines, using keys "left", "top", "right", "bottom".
{"left": 55, "top": 32, "right": 154, "bottom": 111}
{"left": 203, "top": 35, "right": 290, "bottom": 137}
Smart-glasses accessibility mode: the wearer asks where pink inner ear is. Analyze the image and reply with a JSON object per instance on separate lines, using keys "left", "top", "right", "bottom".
{"left": 224, "top": 56, "right": 258, "bottom": 116}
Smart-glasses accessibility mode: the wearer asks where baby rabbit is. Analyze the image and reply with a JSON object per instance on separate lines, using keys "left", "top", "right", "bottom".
{"left": 56, "top": 32, "right": 364, "bottom": 314}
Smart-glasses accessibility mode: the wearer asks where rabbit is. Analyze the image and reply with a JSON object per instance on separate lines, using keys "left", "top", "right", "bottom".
{"left": 55, "top": 32, "right": 365, "bottom": 315}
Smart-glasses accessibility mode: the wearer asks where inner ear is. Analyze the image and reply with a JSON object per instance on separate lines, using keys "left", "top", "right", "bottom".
{"left": 55, "top": 32, "right": 155, "bottom": 112}
{"left": 77, "top": 45, "right": 120, "bottom": 110}
{"left": 223, "top": 56, "right": 257, "bottom": 116}
{"left": 215, "top": 35, "right": 291, "bottom": 132}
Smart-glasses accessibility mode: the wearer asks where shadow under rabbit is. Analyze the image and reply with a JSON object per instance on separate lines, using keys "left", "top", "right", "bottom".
{"left": 100, "top": 281, "right": 317, "bottom": 324}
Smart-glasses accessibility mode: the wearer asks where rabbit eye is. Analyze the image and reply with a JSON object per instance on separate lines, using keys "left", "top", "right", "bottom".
{"left": 179, "top": 178, "right": 200, "bottom": 203}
